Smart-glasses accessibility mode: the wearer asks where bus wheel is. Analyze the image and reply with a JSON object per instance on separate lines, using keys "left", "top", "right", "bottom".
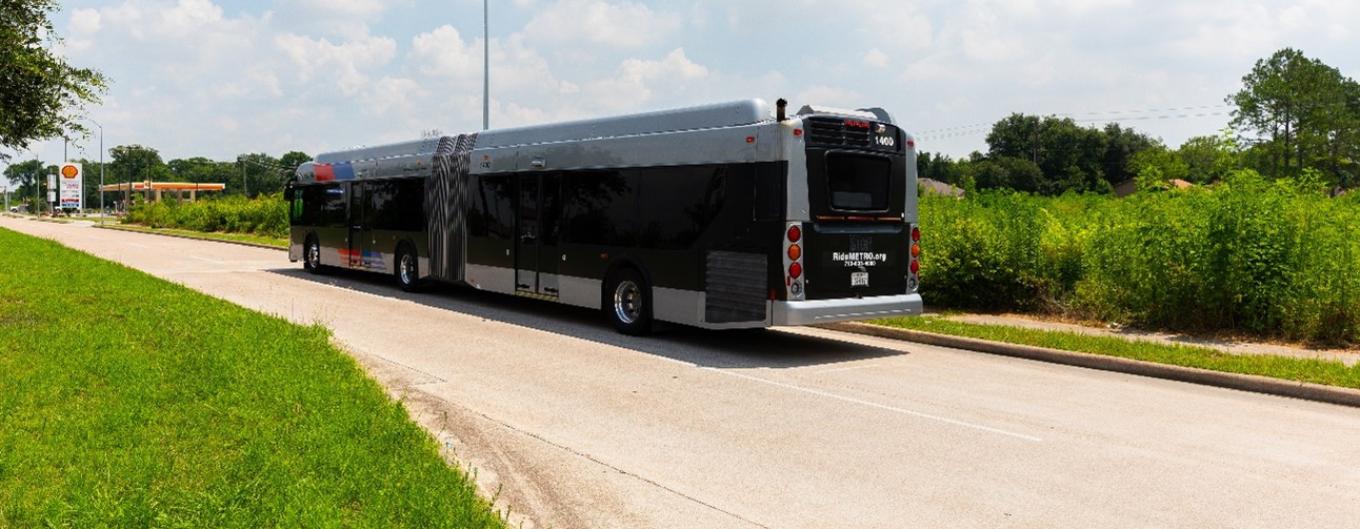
{"left": 606, "top": 268, "right": 652, "bottom": 335}
{"left": 304, "top": 236, "right": 324, "bottom": 275}
{"left": 396, "top": 245, "right": 421, "bottom": 292}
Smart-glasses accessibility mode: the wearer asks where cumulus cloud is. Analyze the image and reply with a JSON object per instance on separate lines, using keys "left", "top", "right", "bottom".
{"left": 25, "top": 0, "right": 1360, "bottom": 166}
{"left": 275, "top": 33, "right": 397, "bottom": 95}
{"left": 69, "top": 9, "right": 103, "bottom": 33}
{"left": 522, "top": 0, "right": 680, "bottom": 48}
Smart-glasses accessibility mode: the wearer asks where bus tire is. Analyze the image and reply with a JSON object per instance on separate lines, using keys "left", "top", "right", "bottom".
{"left": 396, "top": 244, "right": 421, "bottom": 292}
{"left": 605, "top": 267, "right": 652, "bottom": 335}
{"left": 304, "top": 235, "right": 325, "bottom": 275}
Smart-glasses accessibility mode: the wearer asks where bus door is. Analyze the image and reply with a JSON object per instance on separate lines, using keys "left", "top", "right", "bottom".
{"left": 515, "top": 173, "right": 562, "bottom": 296}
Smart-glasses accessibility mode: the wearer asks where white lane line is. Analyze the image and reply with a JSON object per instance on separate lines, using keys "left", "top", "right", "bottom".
{"left": 705, "top": 368, "right": 1044, "bottom": 443}
{"left": 816, "top": 363, "right": 879, "bottom": 374}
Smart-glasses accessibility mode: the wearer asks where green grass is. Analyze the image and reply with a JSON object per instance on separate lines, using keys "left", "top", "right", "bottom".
{"left": 870, "top": 316, "right": 1360, "bottom": 390}
{"left": 103, "top": 223, "right": 288, "bottom": 249}
{"left": 0, "top": 228, "right": 503, "bottom": 528}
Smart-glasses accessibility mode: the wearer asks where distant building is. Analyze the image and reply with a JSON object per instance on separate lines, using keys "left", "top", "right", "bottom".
{"left": 1114, "top": 179, "right": 1137, "bottom": 197}
{"left": 1113, "top": 178, "right": 1195, "bottom": 198}
{"left": 919, "top": 178, "right": 965, "bottom": 198}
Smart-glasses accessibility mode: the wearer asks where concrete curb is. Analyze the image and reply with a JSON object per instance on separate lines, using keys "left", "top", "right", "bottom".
{"left": 820, "top": 321, "right": 1360, "bottom": 409}
{"left": 94, "top": 224, "right": 287, "bottom": 252}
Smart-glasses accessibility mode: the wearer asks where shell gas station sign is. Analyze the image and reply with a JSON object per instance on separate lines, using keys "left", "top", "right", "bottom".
{"left": 59, "top": 162, "right": 82, "bottom": 210}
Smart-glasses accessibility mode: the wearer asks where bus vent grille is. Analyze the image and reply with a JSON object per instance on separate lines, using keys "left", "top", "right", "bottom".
{"left": 805, "top": 117, "right": 872, "bottom": 148}
{"left": 705, "top": 251, "right": 768, "bottom": 324}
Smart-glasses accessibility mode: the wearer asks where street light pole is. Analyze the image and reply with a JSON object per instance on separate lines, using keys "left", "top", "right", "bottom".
{"left": 85, "top": 118, "right": 104, "bottom": 223}
{"left": 483, "top": 0, "right": 490, "bottom": 131}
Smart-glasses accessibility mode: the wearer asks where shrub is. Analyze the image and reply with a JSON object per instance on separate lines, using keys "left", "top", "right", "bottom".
{"left": 920, "top": 171, "right": 1360, "bottom": 345}
{"left": 125, "top": 195, "right": 288, "bottom": 239}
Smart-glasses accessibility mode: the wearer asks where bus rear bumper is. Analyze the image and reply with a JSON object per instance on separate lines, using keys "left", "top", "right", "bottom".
{"left": 772, "top": 293, "right": 924, "bottom": 327}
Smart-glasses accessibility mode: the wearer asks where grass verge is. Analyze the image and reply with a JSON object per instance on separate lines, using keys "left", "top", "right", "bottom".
{"left": 869, "top": 316, "right": 1360, "bottom": 390}
{"left": 104, "top": 223, "right": 288, "bottom": 249}
{"left": 0, "top": 227, "right": 503, "bottom": 528}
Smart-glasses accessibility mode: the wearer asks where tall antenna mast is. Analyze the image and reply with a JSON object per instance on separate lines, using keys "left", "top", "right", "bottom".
{"left": 482, "top": 0, "right": 489, "bottom": 131}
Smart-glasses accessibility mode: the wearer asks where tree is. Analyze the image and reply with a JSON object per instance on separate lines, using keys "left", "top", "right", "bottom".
{"left": 985, "top": 114, "right": 1113, "bottom": 195}
{"left": 167, "top": 157, "right": 236, "bottom": 184}
{"left": 970, "top": 156, "right": 1044, "bottom": 192}
{"left": 1229, "top": 48, "right": 1360, "bottom": 185}
{"left": 279, "top": 151, "right": 312, "bottom": 176}
{"left": 1129, "top": 146, "right": 1189, "bottom": 191}
{"left": 1102, "top": 124, "right": 1159, "bottom": 186}
{"left": 108, "top": 145, "right": 168, "bottom": 203}
{"left": 0, "top": 0, "right": 107, "bottom": 161}
{"left": 3, "top": 158, "right": 44, "bottom": 211}
{"left": 1177, "top": 132, "right": 1239, "bottom": 184}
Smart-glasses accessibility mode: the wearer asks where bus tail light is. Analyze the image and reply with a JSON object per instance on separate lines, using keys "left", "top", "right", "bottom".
{"left": 784, "top": 222, "right": 805, "bottom": 301}
{"left": 908, "top": 225, "right": 921, "bottom": 292}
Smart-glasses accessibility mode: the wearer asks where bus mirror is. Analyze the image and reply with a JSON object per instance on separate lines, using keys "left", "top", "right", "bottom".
{"left": 284, "top": 186, "right": 294, "bottom": 201}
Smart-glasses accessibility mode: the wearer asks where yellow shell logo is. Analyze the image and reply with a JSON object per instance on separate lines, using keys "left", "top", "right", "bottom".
{"left": 61, "top": 165, "right": 79, "bottom": 178}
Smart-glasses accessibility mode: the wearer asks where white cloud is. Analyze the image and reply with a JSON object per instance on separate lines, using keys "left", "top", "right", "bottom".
{"left": 864, "top": 48, "right": 889, "bottom": 68}
{"left": 522, "top": 0, "right": 680, "bottom": 48}
{"left": 275, "top": 33, "right": 397, "bottom": 95}
{"left": 292, "top": 0, "right": 389, "bottom": 17}
{"left": 586, "top": 48, "right": 709, "bottom": 111}
{"left": 70, "top": 9, "right": 103, "bottom": 33}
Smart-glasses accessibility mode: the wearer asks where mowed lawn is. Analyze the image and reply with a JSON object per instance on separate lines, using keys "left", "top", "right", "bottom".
{"left": 0, "top": 228, "right": 503, "bottom": 528}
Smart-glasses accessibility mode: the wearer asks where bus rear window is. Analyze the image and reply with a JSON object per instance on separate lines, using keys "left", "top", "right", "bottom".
{"left": 826, "top": 153, "right": 890, "bottom": 211}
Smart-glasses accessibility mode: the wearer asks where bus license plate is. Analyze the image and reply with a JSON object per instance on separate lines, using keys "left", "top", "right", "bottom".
{"left": 851, "top": 272, "right": 869, "bottom": 287}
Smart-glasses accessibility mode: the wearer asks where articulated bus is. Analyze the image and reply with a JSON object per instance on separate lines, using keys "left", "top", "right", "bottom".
{"left": 287, "top": 99, "right": 923, "bottom": 334}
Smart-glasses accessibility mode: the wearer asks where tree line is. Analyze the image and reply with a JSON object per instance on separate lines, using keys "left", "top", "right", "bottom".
{"left": 3, "top": 148, "right": 312, "bottom": 212}
{"left": 919, "top": 48, "right": 1360, "bottom": 195}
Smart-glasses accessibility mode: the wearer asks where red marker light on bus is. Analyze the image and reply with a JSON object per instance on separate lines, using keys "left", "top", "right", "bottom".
{"left": 787, "top": 225, "right": 802, "bottom": 243}
{"left": 746, "top": 136, "right": 756, "bottom": 144}
{"left": 789, "top": 262, "right": 803, "bottom": 279}
{"left": 793, "top": 129, "right": 803, "bottom": 137}
{"left": 911, "top": 227, "right": 921, "bottom": 242}
{"left": 910, "top": 260, "right": 920, "bottom": 275}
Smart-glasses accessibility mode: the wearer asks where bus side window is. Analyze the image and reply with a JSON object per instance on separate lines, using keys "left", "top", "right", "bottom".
{"left": 477, "top": 174, "right": 515, "bottom": 240}
{"left": 562, "top": 170, "right": 637, "bottom": 246}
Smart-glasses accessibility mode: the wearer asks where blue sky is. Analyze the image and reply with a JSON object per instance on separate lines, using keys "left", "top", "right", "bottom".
{"left": 12, "top": 0, "right": 1360, "bottom": 168}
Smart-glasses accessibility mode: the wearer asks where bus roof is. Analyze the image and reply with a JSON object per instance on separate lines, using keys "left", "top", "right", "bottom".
{"left": 312, "top": 99, "right": 774, "bottom": 166}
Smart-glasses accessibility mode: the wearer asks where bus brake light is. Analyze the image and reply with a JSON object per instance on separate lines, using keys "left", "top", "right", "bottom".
{"left": 911, "top": 227, "right": 921, "bottom": 242}
{"left": 789, "top": 262, "right": 803, "bottom": 279}
{"left": 910, "top": 260, "right": 920, "bottom": 275}
{"left": 787, "top": 225, "right": 802, "bottom": 242}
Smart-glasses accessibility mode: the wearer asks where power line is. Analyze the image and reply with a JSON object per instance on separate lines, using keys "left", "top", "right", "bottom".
{"left": 913, "top": 108, "right": 1232, "bottom": 142}
{"left": 912, "top": 103, "right": 1233, "bottom": 138}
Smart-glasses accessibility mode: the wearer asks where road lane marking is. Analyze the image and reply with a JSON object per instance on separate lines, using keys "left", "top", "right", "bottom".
{"left": 705, "top": 368, "right": 1044, "bottom": 443}
{"left": 816, "top": 363, "right": 880, "bottom": 374}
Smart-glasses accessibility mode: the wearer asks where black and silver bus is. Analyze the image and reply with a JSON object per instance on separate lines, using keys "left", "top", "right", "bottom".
{"left": 287, "top": 99, "right": 923, "bottom": 334}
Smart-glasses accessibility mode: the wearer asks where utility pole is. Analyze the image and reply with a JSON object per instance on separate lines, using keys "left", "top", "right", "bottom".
{"left": 240, "top": 156, "right": 248, "bottom": 198}
{"left": 483, "top": 0, "right": 490, "bottom": 131}
{"left": 88, "top": 119, "right": 104, "bottom": 222}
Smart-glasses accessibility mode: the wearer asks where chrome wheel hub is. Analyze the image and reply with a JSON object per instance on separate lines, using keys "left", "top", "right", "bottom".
{"left": 400, "top": 254, "right": 414, "bottom": 285}
{"left": 613, "top": 280, "right": 642, "bottom": 324}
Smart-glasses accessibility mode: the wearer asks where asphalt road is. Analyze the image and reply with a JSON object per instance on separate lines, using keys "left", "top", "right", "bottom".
{"left": 6, "top": 217, "right": 1360, "bottom": 529}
